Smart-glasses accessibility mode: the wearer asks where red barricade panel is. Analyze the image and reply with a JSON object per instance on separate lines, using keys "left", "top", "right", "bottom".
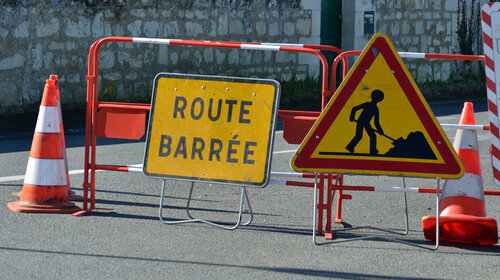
{"left": 96, "top": 104, "right": 147, "bottom": 140}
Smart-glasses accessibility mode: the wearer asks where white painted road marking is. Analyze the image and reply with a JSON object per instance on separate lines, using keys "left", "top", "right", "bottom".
{"left": 0, "top": 150, "right": 297, "bottom": 183}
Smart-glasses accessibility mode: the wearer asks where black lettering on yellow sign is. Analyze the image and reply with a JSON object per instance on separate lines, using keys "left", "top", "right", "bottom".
{"left": 158, "top": 134, "right": 257, "bottom": 165}
{"left": 173, "top": 96, "right": 252, "bottom": 124}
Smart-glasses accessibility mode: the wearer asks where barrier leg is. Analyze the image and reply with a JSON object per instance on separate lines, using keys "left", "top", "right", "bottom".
{"left": 159, "top": 180, "right": 253, "bottom": 230}
{"left": 324, "top": 175, "right": 334, "bottom": 239}
{"left": 335, "top": 189, "right": 343, "bottom": 223}
{"left": 73, "top": 181, "right": 113, "bottom": 216}
{"left": 401, "top": 177, "right": 409, "bottom": 235}
{"left": 334, "top": 175, "right": 353, "bottom": 224}
{"left": 317, "top": 174, "right": 325, "bottom": 236}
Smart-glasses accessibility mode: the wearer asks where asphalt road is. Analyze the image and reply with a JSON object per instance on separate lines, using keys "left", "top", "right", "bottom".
{"left": 1, "top": 99, "right": 499, "bottom": 279}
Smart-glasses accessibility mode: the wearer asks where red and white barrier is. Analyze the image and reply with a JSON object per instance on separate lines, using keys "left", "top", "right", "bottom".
{"left": 440, "top": 124, "right": 489, "bottom": 130}
{"left": 79, "top": 36, "right": 340, "bottom": 214}
{"left": 398, "top": 52, "right": 484, "bottom": 61}
{"left": 331, "top": 49, "right": 485, "bottom": 100}
{"left": 482, "top": 3, "right": 500, "bottom": 187}
{"left": 95, "top": 162, "right": 500, "bottom": 196}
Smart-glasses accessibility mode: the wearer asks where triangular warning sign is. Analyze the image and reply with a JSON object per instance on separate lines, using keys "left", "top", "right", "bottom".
{"left": 291, "top": 34, "right": 464, "bottom": 178}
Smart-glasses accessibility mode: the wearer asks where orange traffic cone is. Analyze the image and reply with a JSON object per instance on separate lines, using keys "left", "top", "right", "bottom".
{"left": 7, "top": 79, "right": 80, "bottom": 214}
{"left": 422, "top": 102, "right": 498, "bottom": 244}
{"left": 49, "top": 75, "right": 82, "bottom": 202}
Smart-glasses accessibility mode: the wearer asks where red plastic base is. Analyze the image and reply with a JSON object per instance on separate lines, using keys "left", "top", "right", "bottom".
{"left": 422, "top": 214, "right": 498, "bottom": 245}
{"left": 72, "top": 207, "right": 114, "bottom": 216}
{"left": 7, "top": 201, "right": 80, "bottom": 214}
{"left": 68, "top": 190, "right": 84, "bottom": 202}
{"left": 324, "top": 232, "right": 333, "bottom": 240}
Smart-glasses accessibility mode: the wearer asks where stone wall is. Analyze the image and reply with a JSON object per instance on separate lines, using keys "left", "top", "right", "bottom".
{"left": 0, "top": 0, "right": 321, "bottom": 115}
{"left": 341, "top": 0, "right": 376, "bottom": 54}
{"left": 376, "top": 0, "right": 460, "bottom": 82}
{"left": 342, "top": 0, "right": 487, "bottom": 83}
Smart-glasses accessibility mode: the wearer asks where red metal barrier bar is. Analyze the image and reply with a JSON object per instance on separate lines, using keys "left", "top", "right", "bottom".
{"left": 278, "top": 110, "right": 321, "bottom": 117}
{"left": 131, "top": 39, "right": 343, "bottom": 99}
{"left": 277, "top": 110, "right": 321, "bottom": 122}
{"left": 269, "top": 179, "right": 315, "bottom": 188}
{"left": 328, "top": 185, "right": 500, "bottom": 196}
{"left": 278, "top": 113, "right": 490, "bottom": 130}
{"left": 331, "top": 51, "right": 485, "bottom": 97}
{"left": 234, "top": 42, "right": 345, "bottom": 97}
{"left": 417, "top": 187, "right": 500, "bottom": 196}
{"left": 277, "top": 115, "right": 320, "bottom": 121}
{"left": 94, "top": 164, "right": 142, "bottom": 173}
{"left": 269, "top": 177, "right": 500, "bottom": 196}
{"left": 78, "top": 36, "right": 331, "bottom": 215}
{"left": 135, "top": 37, "right": 331, "bottom": 106}
{"left": 94, "top": 159, "right": 500, "bottom": 230}
{"left": 271, "top": 171, "right": 331, "bottom": 179}
{"left": 440, "top": 124, "right": 490, "bottom": 130}
{"left": 92, "top": 166, "right": 327, "bottom": 180}
{"left": 97, "top": 102, "right": 151, "bottom": 111}
{"left": 330, "top": 50, "right": 361, "bottom": 96}
{"left": 411, "top": 53, "right": 485, "bottom": 61}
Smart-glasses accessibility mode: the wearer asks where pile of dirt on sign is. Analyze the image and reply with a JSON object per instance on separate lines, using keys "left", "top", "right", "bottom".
{"left": 385, "top": 131, "right": 437, "bottom": 159}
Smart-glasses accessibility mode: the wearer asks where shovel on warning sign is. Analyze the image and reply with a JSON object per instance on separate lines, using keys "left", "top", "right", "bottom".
{"left": 375, "top": 130, "right": 402, "bottom": 144}
{"left": 375, "top": 130, "right": 410, "bottom": 150}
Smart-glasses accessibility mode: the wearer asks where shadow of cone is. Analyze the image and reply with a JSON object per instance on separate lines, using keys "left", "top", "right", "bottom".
{"left": 49, "top": 74, "right": 83, "bottom": 202}
{"left": 422, "top": 102, "right": 498, "bottom": 245}
{"left": 7, "top": 79, "right": 80, "bottom": 214}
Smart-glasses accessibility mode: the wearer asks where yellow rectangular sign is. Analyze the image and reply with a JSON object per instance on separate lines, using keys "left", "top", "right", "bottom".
{"left": 143, "top": 73, "right": 280, "bottom": 187}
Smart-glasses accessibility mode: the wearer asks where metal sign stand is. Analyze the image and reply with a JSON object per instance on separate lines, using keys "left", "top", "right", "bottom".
{"left": 312, "top": 173, "right": 440, "bottom": 250}
{"left": 158, "top": 179, "right": 253, "bottom": 230}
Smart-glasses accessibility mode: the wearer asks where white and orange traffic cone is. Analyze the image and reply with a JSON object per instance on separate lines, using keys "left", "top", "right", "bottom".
{"left": 49, "top": 74, "right": 82, "bottom": 202}
{"left": 422, "top": 102, "right": 498, "bottom": 245}
{"left": 7, "top": 79, "right": 80, "bottom": 214}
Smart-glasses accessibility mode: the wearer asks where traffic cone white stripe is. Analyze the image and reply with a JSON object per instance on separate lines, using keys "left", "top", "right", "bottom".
{"left": 56, "top": 99, "right": 63, "bottom": 125}
{"left": 35, "top": 106, "right": 60, "bottom": 133}
{"left": 453, "top": 130, "right": 478, "bottom": 150}
{"left": 24, "top": 158, "right": 67, "bottom": 186}
{"left": 493, "top": 155, "right": 500, "bottom": 172}
{"left": 440, "top": 173, "right": 485, "bottom": 201}
{"left": 48, "top": 74, "right": 83, "bottom": 202}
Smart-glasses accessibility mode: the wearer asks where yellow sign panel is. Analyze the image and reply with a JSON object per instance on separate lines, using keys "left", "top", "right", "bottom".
{"left": 291, "top": 34, "right": 464, "bottom": 178}
{"left": 144, "top": 73, "right": 280, "bottom": 187}
{"left": 314, "top": 51, "right": 443, "bottom": 163}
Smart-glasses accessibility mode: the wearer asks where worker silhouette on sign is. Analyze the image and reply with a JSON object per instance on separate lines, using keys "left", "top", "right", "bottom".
{"left": 345, "top": 89, "right": 384, "bottom": 155}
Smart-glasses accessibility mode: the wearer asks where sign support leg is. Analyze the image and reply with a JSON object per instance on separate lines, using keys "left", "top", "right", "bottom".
{"left": 317, "top": 174, "right": 325, "bottom": 236}
{"left": 433, "top": 178, "right": 440, "bottom": 250}
{"left": 185, "top": 182, "right": 253, "bottom": 228}
{"left": 313, "top": 173, "right": 319, "bottom": 243}
{"left": 401, "top": 176, "right": 409, "bottom": 235}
